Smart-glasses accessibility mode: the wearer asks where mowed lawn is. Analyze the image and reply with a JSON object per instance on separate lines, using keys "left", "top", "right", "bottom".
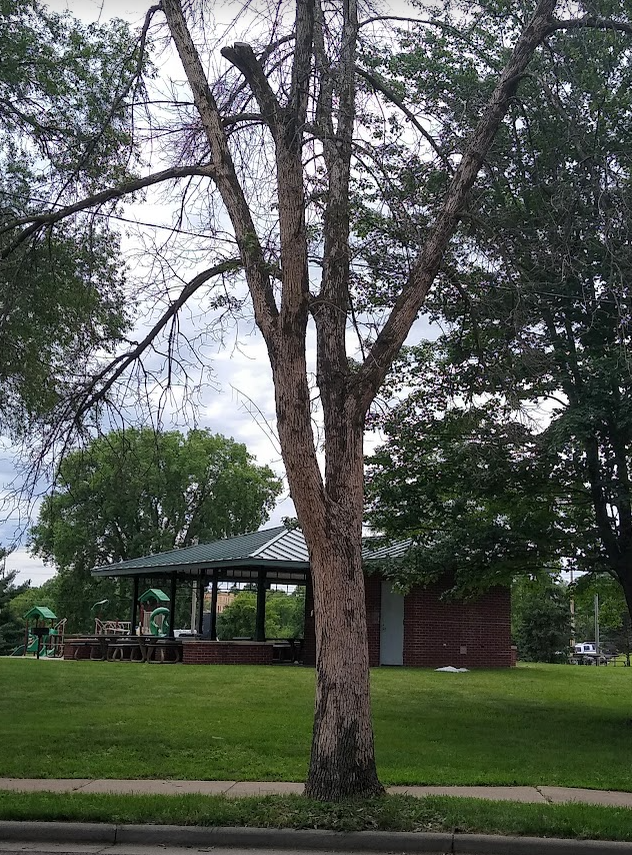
{"left": 1, "top": 659, "right": 631, "bottom": 790}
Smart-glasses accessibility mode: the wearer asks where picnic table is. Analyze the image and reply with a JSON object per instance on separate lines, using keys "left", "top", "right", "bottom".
{"left": 71, "top": 636, "right": 110, "bottom": 661}
{"left": 269, "top": 637, "right": 304, "bottom": 663}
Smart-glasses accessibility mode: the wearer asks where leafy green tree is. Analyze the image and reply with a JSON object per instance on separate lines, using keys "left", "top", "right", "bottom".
{"left": 512, "top": 575, "right": 571, "bottom": 663}
{"left": 0, "top": 548, "right": 29, "bottom": 654}
{"left": 363, "top": 3, "right": 632, "bottom": 622}
{"left": 8, "top": 576, "right": 61, "bottom": 623}
{"left": 572, "top": 574, "right": 632, "bottom": 660}
{"left": 0, "top": 0, "right": 146, "bottom": 439}
{"left": 266, "top": 589, "right": 305, "bottom": 638}
{"left": 30, "top": 428, "right": 282, "bottom": 631}
{"left": 216, "top": 592, "right": 256, "bottom": 639}
{"left": 366, "top": 399, "right": 563, "bottom": 595}
{"left": 216, "top": 589, "right": 305, "bottom": 640}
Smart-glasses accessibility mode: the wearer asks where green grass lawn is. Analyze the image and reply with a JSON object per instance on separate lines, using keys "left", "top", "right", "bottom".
{"left": 1, "top": 791, "right": 632, "bottom": 841}
{"left": 1, "top": 659, "right": 631, "bottom": 790}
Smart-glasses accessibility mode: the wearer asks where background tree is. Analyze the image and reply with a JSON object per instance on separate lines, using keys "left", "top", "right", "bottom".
{"left": 3, "top": 0, "right": 630, "bottom": 799}
{"left": 366, "top": 396, "right": 564, "bottom": 595}
{"left": 362, "top": 3, "right": 632, "bottom": 625}
{"left": 7, "top": 576, "right": 60, "bottom": 624}
{"left": 29, "top": 428, "right": 281, "bottom": 631}
{"left": 0, "top": 548, "right": 28, "bottom": 654}
{"left": 0, "top": 0, "right": 147, "bottom": 441}
{"left": 217, "top": 588, "right": 305, "bottom": 640}
{"left": 512, "top": 574, "right": 570, "bottom": 663}
{"left": 572, "top": 574, "right": 632, "bottom": 660}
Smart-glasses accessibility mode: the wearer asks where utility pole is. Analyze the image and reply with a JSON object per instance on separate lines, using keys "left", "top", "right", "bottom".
{"left": 594, "top": 593, "right": 600, "bottom": 664}
{"left": 569, "top": 566, "right": 575, "bottom": 651}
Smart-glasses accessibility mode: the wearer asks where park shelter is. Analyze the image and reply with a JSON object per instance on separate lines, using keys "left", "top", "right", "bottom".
{"left": 89, "top": 526, "right": 513, "bottom": 667}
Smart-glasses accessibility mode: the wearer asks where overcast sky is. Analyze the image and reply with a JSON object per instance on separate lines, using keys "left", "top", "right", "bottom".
{"left": 2, "top": 0, "right": 430, "bottom": 586}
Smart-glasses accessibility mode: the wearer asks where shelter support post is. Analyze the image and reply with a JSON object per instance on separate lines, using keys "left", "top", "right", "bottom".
{"left": 168, "top": 574, "right": 177, "bottom": 639}
{"left": 131, "top": 576, "right": 139, "bottom": 633}
{"left": 196, "top": 575, "right": 205, "bottom": 635}
{"left": 210, "top": 570, "right": 219, "bottom": 640}
{"left": 255, "top": 568, "right": 266, "bottom": 642}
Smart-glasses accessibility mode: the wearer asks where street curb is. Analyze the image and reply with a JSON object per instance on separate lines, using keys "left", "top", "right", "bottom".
{"left": 1, "top": 822, "right": 632, "bottom": 854}
{"left": 117, "top": 824, "right": 454, "bottom": 850}
{"left": 0, "top": 821, "right": 117, "bottom": 844}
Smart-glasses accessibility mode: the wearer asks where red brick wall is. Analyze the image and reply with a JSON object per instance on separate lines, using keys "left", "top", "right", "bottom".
{"left": 296, "top": 573, "right": 511, "bottom": 670}
{"left": 365, "top": 577, "right": 381, "bottom": 667}
{"left": 182, "top": 640, "right": 274, "bottom": 665}
{"left": 402, "top": 579, "right": 512, "bottom": 668}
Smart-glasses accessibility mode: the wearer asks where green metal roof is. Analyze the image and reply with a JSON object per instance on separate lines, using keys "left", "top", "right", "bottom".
{"left": 91, "top": 526, "right": 411, "bottom": 579}
{"left": 139, "top": 588, "right": 170, "bottom": 604}
{"left": 92, "top": 526, "right": 298, "bottom": 577}
{"left": 24, "top": 606, "right": 57, "bottom": 620}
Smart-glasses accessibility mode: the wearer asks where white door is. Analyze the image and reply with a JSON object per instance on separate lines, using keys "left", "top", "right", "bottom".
{"left": 380, "top": 582, "right": 404, "bottom": 665}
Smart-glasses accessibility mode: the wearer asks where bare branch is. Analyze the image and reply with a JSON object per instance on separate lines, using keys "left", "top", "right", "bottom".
{"left": 355, "top": 66, "right": 452, "bottom": 172}
{"left": 75, "top": 258, "right": 243, "bottom": 419}
{"left": 291, "top": 0, "right": 315, "bottom": 125}
{"left": 59, "top": 3, "right": 162, "bottom": 195}
{"left": 161, "top": 0, "right": 279, "bottom": 338}
{"left": 220, "top": 42, "right": 284, "bottom": 136}
{"left": 549, "top": 16, "right": 632, "bottom": 36}
{"left": 1, "top": 166, "right": 215, "bottom": 258}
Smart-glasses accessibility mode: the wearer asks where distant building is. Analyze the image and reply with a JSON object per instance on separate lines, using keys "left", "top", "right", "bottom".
{"left": 204, "top": 590, "right": 234, "bottom": 614}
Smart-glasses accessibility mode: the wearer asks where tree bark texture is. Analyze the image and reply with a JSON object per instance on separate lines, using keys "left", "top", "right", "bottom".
{"left": 279, "top": 391, "right": 382, "bottom": 799}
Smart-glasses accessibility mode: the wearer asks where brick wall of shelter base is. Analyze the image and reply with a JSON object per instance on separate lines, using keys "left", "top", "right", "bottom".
{"left": 182, "top": 640, "right": 274, "bottom": 665}
{"left": 403, "top": 579, "right": 513, "bottom": 668}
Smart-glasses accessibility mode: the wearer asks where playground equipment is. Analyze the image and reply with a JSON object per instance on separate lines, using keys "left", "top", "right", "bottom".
{"left": 149, "top": 606, "right": 170, "bottom": 637}
{"left": 12, "top": 607, "right": 67, "bottom": 658}
{"left": 91, "top": 598, "right": 132, "bottom": 635}
{"left": 138, "top": 588, "right": 170, "bottom": 635}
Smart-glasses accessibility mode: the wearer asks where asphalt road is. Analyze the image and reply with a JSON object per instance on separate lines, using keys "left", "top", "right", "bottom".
{"left": 1, "top": 847, "right": 407, "bottom": 855}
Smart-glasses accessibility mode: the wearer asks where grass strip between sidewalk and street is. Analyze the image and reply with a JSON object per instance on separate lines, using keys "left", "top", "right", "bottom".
{"left": 1, "top": 791, "right": 631, "bottom": 842}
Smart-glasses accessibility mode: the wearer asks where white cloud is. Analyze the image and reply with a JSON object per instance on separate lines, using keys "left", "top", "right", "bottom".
{"left": 5, "top": 549, "right": 52, "bottom": 587}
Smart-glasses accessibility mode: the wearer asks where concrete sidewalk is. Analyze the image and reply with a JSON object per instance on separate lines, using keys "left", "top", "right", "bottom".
{"left": 1, "top": 778, "right": 632, "bottom": 808}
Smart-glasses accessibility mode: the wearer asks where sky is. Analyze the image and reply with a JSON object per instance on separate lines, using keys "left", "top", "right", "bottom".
{"left": 2, "top": 0, "right": 431, "bottom": 586}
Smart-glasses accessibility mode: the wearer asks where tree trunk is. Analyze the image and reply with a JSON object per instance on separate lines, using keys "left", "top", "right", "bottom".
{"left": 616, "top": 561, "right": 632, "bottom": 631}
{"left": 272, "top": 351, "right": 382, "bottom": 799}
{"left": 304, "top": 522, "right": 383, "bottom": 800}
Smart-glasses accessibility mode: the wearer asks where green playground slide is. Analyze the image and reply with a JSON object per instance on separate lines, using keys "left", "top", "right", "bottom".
{"left": 10, "top": 636, "right": 51, "bottom": 656}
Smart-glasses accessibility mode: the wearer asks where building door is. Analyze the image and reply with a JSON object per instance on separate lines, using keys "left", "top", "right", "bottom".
{"left": 380, "top": 582, "right": 404, "bottom": 665}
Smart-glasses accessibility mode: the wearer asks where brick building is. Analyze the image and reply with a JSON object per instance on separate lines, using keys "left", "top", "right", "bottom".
{"left": 92, "top": 526, "right": 512, "bottom": 668}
